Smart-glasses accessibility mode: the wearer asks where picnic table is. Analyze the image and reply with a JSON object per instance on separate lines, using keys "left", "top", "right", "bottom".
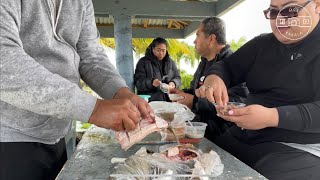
{"left": 57, "top": 125, "right": 266, "bottom": 180}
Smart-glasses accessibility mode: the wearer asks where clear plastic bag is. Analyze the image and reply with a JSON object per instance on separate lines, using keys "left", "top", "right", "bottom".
{"left": 111, "top": 147, "right": 224, "bottom": 179}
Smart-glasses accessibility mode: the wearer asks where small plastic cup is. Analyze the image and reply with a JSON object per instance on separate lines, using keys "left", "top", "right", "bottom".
{"left": 168, "top": 94, "right": 184, "bottom": 101}
{"left": 213, "top": 102, "right": 246, "bottom": 115}
{"left": 185, "top": 122, "right": 207, "bottom": 139}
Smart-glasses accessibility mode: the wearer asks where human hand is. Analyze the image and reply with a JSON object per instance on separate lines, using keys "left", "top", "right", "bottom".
{"left": 88, "top": 99, "right": 141, "bottom": 132}
{"left": 217, "top": 105, "right": 279, "bottom": 130}
{"left": 152, "top": 79, "right": 161, "bottom": 87}
{"left": 168, "top": 82, "right": 176, "bottom": 91}
{"left": 114, "top": 88, "right": 155, "bottom": 122}
{"left": 170, "top": 89, "right": 193, "bottom": 109}
{"left": 195, "top": 75, "right": 228, "bottom": 106}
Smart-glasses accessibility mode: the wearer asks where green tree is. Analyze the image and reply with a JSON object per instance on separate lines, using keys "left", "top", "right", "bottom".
{"left": 179, "top": 70, "right": 193, "bottom": 90}
{"left": 229, "top": 37, "right": 247, "bottom": 52}
{"left": 100, "top": 38, "right": 199, "bottom": 68}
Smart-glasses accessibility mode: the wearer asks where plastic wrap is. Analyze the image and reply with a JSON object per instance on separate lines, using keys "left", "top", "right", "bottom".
{"left": 111, "top": 146, "right": 224, "bottom": 179}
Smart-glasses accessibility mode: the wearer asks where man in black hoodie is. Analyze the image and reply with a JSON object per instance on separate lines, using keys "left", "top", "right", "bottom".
{"left": 171, "top": 17, "right": 248, "bottom": 140}
{"left": 134, "top": 38, "right": 181, "bottom": 102}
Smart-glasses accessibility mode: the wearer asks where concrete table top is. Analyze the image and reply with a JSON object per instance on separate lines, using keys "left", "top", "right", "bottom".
{"left": 57, "top": 125, "right": 266, "bottom": 180}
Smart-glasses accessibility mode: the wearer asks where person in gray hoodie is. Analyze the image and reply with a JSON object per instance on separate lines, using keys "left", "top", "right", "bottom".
{"left": 0, "top": 0, "right": 154, "bottom": 179}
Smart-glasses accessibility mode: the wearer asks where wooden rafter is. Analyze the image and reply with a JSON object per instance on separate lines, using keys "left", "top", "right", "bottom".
{"left": 167, "top": 20, "right": 173, "bottom": 29}
{"left": 143, "top": 19, "right": 149, "bottom": 28}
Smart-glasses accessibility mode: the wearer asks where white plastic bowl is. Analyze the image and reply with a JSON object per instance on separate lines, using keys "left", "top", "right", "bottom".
{"left": 185, "top": 122, "right": 207, "bottom": 139}
{"left": 168, "top": 94, "right": 184, "bottom": 101}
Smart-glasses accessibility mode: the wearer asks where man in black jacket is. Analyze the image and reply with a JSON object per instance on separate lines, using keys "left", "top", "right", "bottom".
{"left": 134, "top": 38, "right": 181, "bottom": 102}
{"left": 171, "top": 17, "right": 248, "bottom": 140}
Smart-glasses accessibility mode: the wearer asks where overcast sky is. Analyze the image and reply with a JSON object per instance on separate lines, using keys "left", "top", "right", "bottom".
{"left": 184, "top": 0, "right": 272, "bottom": 45}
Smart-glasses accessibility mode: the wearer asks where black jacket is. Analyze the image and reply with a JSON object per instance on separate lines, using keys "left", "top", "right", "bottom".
{"left": 134, "top": 44, "right": 181, "bottom": 101}
{"left": 185, "top": 45, "right": 249, "bottom": 140}
{"left": 183, "top": 45, "right": 248, "bottom": 110}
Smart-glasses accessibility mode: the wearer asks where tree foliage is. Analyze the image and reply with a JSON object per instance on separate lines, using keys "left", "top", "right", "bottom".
{"left": 100, "top": 38, "right": 199, "bottom": 68}
{"left": 229, "top": 37, "right": 247, "bottom": 52}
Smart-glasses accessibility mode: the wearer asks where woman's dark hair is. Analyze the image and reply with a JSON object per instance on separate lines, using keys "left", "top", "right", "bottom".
{"left": 151, "top": 37, "right": 168, "bottom": 48}
{"left": 201, "top": 17, "right": 226, "bottom": 45}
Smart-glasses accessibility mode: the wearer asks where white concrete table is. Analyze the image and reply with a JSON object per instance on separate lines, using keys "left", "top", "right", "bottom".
{"left": 57, "top": 125, "right": 266, "bottom": 180}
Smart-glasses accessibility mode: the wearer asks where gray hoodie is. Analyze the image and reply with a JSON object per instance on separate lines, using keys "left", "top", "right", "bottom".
{"left": 0, "top": 0, "right": 127, "bottom": 144}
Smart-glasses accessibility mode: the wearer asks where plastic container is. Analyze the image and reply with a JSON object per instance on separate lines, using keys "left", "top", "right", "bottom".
{"left": 138, "top": 95, "right": 151, "bottom": 102}
{"left": 166, "top": 124, "right": 186, "bottom": 141}
{"left": 168, "top": 94, "right": 184, "bottom": 101}
{"left": 156, "top": 110, "right": 175, "bottom": 122}
{"left": 213, "top": 102, "right": 246, "bottom": 115}
{"left": 185, "top": 122, "right": 207, "bottom": 139}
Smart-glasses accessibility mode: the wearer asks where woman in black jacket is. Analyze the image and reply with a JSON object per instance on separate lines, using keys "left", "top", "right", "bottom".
{"left": 134, "top": 37, "right": 181, "bottom": 102}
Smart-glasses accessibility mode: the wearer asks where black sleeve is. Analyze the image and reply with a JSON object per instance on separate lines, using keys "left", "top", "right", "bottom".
{"left": 169, "top": 60, "right": 181, "bottom": 88}
{"left": 134, "top": 58, "right": 154, "bottom": 92}
{"left": 228, "top": 83, "right": 249, "bottom": 103}
{"left": 205, "top": 36, "right": 259, "bottom": 87}
{"left": 277, "top": 101, "right": 320, "bottom": 133}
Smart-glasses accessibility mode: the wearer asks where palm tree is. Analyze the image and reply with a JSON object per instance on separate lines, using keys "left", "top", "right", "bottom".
{"left": 99, "top": 38, "right": 199, "bottom": 68}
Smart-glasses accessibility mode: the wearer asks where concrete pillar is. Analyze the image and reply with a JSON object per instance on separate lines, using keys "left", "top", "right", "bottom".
{"left": 114, "top": 14, "right": 134, "bottom": 91}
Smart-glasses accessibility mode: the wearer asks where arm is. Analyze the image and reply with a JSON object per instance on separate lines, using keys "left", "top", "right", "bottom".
{"left": 228, "top": 83, "right": 249, "bottom": 103}
{"left": 0, "top": 1, "right": 96, "bottom": 122}
{"left": 77, "top": 0, "right": 127, "bottom": 99}
{"left": 134, "top": 58, "right": 155, "bottom": 92}
{"left": 277, "top": 101, "right": 320, "bottom": 133}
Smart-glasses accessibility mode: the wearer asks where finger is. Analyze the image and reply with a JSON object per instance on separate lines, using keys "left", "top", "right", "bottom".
{"left": 228, "top": 106, "right": 249, "bottom": 116}
{"left": 212, "top": 87, "right": 223, "bottom": 106}
{"left": 136, "top": 100, "right": 150, "bottom": 120}
{"left": 217, "top": 114, "right": 241, "bottom": 123}
{"left": 195, "top": 89, "right": 201, "bottom": 97}
{"left": 198, "top": 86, "right": 206, "bottom": 98}
{"left": 128, "top": 106, "right": 141, "bottom": 125}
{"left": 221, "top": 89, "right": 229, "bottom": 106}
{"left": 122, "top": 117, "right": 137, "bottom": 131}
{"left": 113, "top": 121, "right": 125, "bottom": 132}
{"left": 205, "top": 86, "right": 216, "bottom": 103}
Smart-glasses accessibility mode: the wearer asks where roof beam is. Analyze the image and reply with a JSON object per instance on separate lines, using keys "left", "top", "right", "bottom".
{"left": 98, "top": 27, "right": 184, "bottom": 39}
{"left": 184, "top": 21, "right": 201, "bottom": 37}
{"left": 133, "top": 15, "right": 208, "bottom": 21}
{"left": 215, "top": 0, "right": 244, "bottom": 16}
{"left": 93, "top": 0, "right": 216, "bottom": 17}
{"left": 143, "top": 19, "right": 149, "bottom": 28}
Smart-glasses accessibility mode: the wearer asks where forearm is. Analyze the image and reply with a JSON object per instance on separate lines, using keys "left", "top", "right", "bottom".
{"left": 277, "top": 101, "right": 320, "bottom": 133}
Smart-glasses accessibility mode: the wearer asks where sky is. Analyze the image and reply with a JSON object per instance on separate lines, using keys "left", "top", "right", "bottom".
{"left": 184, "top": 0, "right": 272, "bottom": 45}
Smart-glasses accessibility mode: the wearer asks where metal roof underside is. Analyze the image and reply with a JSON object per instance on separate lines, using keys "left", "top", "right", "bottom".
{"left": 93, "top": 0, "right": 244, "bottom": 38}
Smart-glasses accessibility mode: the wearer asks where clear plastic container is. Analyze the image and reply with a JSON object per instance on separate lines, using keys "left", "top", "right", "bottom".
{"left": 185, "top": 122, "right": 207, "bottom": 139}
{"left": 168, "top": 94, "right": 184, "bottom": 101}
{"left": 213, "top": 102, "right": 246, "bottom": 115}
{"left": 166, "top": 124, "right": 186, "bottom": 141}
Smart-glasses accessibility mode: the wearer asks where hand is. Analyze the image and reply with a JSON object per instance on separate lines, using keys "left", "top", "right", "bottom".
{"left": 171, "top": 89, "right": 193, "bottom": 109}
{"left": 217, "top": 105, "right": 279, "bottom": 130}
{"left": 195, "top": 75, "right": 228, "bottom": 106}
{"left": 168, "top": 82, "right": 176, "bottom": 91}
{"left": 88, "top": 99, "right": 141, "bottom": 132}
{"left": 152, "top": 79, "right": 161, "bottom": 87}
{"left": 114, "top": 88, "right": 155, "bottom": 122}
